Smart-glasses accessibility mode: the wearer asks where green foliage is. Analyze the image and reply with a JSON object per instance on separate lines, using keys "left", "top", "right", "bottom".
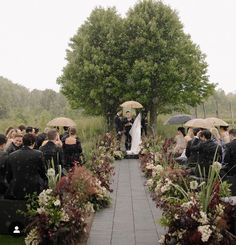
{"left": 58, "top": 0, "right": 214, "bottom": 130}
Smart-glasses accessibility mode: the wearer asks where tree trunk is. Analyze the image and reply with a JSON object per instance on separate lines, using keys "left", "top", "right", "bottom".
{"left": 149, "top": 104, "right": 157, "bottom": 137}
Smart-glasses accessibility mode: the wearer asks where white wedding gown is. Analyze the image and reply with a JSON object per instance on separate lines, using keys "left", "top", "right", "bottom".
{"left": 127, "top": 113, "right": 142, "bottom": 155}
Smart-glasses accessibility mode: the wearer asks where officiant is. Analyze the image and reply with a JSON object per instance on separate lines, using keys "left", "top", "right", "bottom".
{"left": 123, "top": 111, "right": 134, "bottom": 150}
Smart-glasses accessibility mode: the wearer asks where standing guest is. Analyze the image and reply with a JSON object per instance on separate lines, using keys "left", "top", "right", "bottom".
{"left": 40, "top": 129, "right": 64, "bottom": 172}
{"left": 219, "top": 126, "right": 230, "bottom": 144}
{"left": 5, "top": 127, "right": 14, "bottom": 137}
{"left": 141, "top": 112, "right": 148, "bottom": 137}
{"left": 62, "top": 127, "right": 83, "bottom": 170}
{"left": 210, "top": 127, "right": 221, "bottom": 145}
{"left": 0, "top": 134, "right": 8, "bottom": 197}
{"left": 191, "top": 130, "right": 222, "bottom": 177}
{"left": 6, "top": 133, "right": 23, "bottom": 154}
{"left": 35, "top": 127, "right": 50, "bottom": 149}
{"left": 224, "top": 129, "right": 236, "bottom": 175}
{"left": 173, "top": 127, "right": 186, "bottom": 156}
{"left": 5, "top": 134, "right": 46, "bottom": 200}
{"left": 5, "top": 128, "right": 17, "bottom": 150}
{"left": 25, "top": 126, "right": 35, "bottom": 135}
{"left": 61, "top": 126, "right": 70, "bottom": 141}
{"left": 186, "top": 128, "right": 201, "bottom": 165}
{"left": 114, "top": 110, "right": 123, "bottom": 141}
{"left": 123, "top": 111, "right": 134, "bottom": 150}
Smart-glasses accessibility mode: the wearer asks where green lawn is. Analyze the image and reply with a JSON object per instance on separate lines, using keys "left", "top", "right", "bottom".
{"left": 0, "top": 235, "right": 24, "bottom": 245}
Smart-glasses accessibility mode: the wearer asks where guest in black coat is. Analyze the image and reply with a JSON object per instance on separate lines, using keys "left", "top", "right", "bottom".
{"left": 35, "top": 127, "right": 50, "bottom": 149}
{"left": 62, "top": 127, "right": 83, "bottom": 170}
{"left": 6, "top": 133, "right": 23, "bottom": 154}
{"left": 190, "top": 129, "right": 222, "bottom": 177}
{"left": 185, "top": 128, "right": 201, "bottom": 166}
{"left": 224, "top": 129, "right": 236, "bottom": 175}
{"left": 39, "top": 129, "right": 64, "bottom": 172}
{"left": 0, "top": 134, "right": 8, "bottom": 196}
{"left": 5, "top": 133, "right": 46, "bottom": 200}
{"left": 114, "top": 111, "right": 123, "bottom": 141}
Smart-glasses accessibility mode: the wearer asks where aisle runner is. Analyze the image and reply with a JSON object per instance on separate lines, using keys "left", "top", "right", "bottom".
{"left": 87, "top": 159, "right": 165, "bottom": 245}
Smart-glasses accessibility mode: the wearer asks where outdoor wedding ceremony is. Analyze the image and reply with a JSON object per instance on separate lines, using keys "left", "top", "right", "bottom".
{"left": 1, "top": 0, "right": 236, "bottom": 245}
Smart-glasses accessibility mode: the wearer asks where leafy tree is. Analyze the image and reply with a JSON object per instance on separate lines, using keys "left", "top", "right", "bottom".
{"left": 57, "top": 7, "right": 127, "bottom": 128}
{"left": 58, "top": 1, "right": 214, "bottom": 132}
{"left": 123, "top": 0, "right": 214, "bottom": 131}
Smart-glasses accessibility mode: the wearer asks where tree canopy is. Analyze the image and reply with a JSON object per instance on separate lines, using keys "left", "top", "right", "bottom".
{"left": 58, "top": 0, "right": 214, "bottom": 130}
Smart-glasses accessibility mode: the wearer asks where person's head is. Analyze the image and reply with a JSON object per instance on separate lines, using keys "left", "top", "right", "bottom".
{"left": 63, "top": 126, "right": 69, "bottom": 132}
{"left": 220, "top": 126, "right": 229, "bottom": 132}
{"left": 126, "top": 111, "right": 131, "bottom": 118}
{"left": 34, "top": 127, "right": 39, "bottom": 135}
{"left": 210, "top": 127, "right": 220, "bottom": 141}
{"left": 0, "top": 134, "right": 7, "bottom": 149}
{"left": 47, "top": 129, "right": 58, "bottom": 141}
{"left": 117, "top": 110, "right": 123, "bottom": 116}
{"left": 193, "top": 128, "right": 201, "bottom": 136}
{"left": 177, "top": 127, "right": 186, "bottom": 137}
{"left": 6, "top": 128, "right": 18, "bottom": 139}
{"left": 44, "top": 127, "right": 50, "bottom": 134}
{"left": 200, "top": 129, "right": 212, "bottom": 142}
{"left": 229, "top": 129, "right": 236, "bottom": 141}
{"left": 25, "top": 126, "right": 35, "bottom": 134}
{"left": 13, "top": 133, "right": 23, "bottom": 147}
{"left": 69, "top": 127, "right": 77, "bottom": 136}
{"left": 18, "top": 124, "right": 26, "bottom": 132}
{"left": 23, "top": 133, "right": 36, "bottom": 147}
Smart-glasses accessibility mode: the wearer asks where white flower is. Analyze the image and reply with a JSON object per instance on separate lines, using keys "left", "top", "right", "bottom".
{"left": 146, "top": 179, "right": 153, "bottom": 187}
{"left": 198, "top": 225, "right": 212, "bottom": 242}
{"left": 54, "top": 199, "right": 61, "bottom": 207}
{"left": 216, "top": 204, "right": 225, "bottom": 216}
{"left": 47, "top": 168, "right": 55, "bottom": 177}
{"left": 190, "top": 180, "right": 198, "bottom": 190}
{"left": 61, "top": 210, "right": 70, "bottom": 222}
{"left": 37, "top": 207, "right": 45, "bottom": 214}
{"left": 158, "top": 235, "right": 165, "bottom": 244}
{"left": 45, "top": 189, "right": 53, "bottom": 195}
{"left": 212, "top": 161, "right": 222, "bottom": 172}
{"left": 38, "top": 189, "right": 53, "bottom": 206}
{"left": 199, "top": 211, "right": 208, "bottom": 225}
{"left": 146, "top": 163, "right": 155, "bottom": 170}
{"left": 25, "top": 228, "right": 40, "bottom": 245}
{"left": 152, "top": 165, "right": 164, "bottom": 177}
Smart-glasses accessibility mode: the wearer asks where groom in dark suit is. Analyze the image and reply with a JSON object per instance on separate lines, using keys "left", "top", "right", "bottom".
{"left": 6, "top": 133, "right": 47, "bottom": 200}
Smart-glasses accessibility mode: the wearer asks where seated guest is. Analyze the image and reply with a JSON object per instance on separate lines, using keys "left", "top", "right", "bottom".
{"left": 0, "top": 134, "right": 8, "bottom": 197}
{"left": 62, "top": 127, "right": 83, "bottom": 170}
{"left": 185, "top": 128, "right": 201, "bottom": 166}
{"left": 5, "top": 134, "right": 46, "bottom": 200}
{"left": 220, "top": 126, "right": 230, "bottom": 144}
{"left": 224, "top": 129, "right": 236, "bottom": 175}
{"left": 40, "top": 129, "right": 64, "bottom": 172}
{"left": 6, "top": 133, "right": 23, "bottom": 154}
{"left": 190, "top": 129, "right": 222, "bottom": 177}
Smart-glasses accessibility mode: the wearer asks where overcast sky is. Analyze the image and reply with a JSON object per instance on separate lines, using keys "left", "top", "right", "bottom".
{"left": 0, "top": 0, "right": 235, "bottom": 93}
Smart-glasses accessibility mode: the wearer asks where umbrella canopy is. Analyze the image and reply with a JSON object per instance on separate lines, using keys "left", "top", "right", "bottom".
{"left": 47, "top": 117, "right": 76, "bottom": 127}
{"left": 164, "top": 114, "right": 194, "bottom": 125}
{"left": 205, "top": 117, "right": 229, "bottom": 127}
{"left": 184, "top": 118, "right": 214, "bottom": 129}
{"left": 120, "top": 100, "right": 143, "bottom": 109}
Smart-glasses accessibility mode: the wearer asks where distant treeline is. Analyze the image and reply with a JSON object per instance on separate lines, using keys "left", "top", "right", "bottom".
{"left": 0, "top": 76, "right": 78, "bottom": 128}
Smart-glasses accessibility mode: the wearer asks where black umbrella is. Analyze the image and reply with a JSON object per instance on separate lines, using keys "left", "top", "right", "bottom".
{"left": 164, "top": 114, "right": 194, "bottom": 125}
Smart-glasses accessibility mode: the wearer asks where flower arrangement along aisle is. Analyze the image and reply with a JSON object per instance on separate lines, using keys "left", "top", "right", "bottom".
{"left": 23, "top": 132, "right": 119, "bottom": 245}
{"left": 139, "top": 138, "right": 236, "bottom": 245}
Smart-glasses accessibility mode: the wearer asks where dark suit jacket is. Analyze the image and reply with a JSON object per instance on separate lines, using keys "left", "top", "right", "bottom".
{"left": 6, "top": 146, "right": 46, "bottom": 200}
{"left": 39, "top": 141, "right": 64, "bottom": 171}
{"left": 224, "top": 139, "right": 236, "bottom": 175}
{"left": 114, "top": 115, "right": 123, "bottom": 133}
{"left": 0, "top": 150, "right": 8, "bottom": 195}
{"left": 186, "top": 137, "right": 200, "bottom": 164}
{"left": 190, "top": 138, "right": 222, "bottom": 176}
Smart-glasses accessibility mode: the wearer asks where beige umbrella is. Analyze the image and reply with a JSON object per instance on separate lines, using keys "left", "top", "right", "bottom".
{"left": 120, "top": 100, "right": 143, "bottom": 109}
{"left": 184, "top": 118, "right": 214, "bottom": 129}
{"left": 47, "top": 117, "right": 76, "bottom": 127}
{"left": 205, "top": 117, "right": 229, "bottom": 127}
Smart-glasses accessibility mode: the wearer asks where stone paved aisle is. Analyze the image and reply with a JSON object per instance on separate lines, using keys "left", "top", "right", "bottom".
{"left": 87, "top": 159, "right": 166, "bottom": 245}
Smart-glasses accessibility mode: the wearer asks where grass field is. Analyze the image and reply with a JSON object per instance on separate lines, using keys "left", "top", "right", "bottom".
{"left": 0, "top": 235, "right": 24, "bottom": 245}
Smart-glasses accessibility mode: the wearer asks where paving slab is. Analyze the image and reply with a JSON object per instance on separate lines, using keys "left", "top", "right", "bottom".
{"left": 87, "top": 159, "right": 166, "bottom": 245}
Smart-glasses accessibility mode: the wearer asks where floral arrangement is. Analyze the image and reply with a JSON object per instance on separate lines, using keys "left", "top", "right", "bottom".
{"left": 24, "top": 132, "right": 116, "bottom": 245}
{"left": 139, "top": 138, "right": 236, "bottom": 245}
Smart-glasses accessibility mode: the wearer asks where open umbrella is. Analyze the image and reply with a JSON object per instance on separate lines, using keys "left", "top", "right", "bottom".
{"left": 164, "top": 114, "right": 194, "bottom": 125}
{"left": 205, "top": 117, "right": 229, "bottom": 127}
{"left": 184, "top": 118, "right": 213, "bottom": 129}
{"left": 120, "top": 101, "right": 143, "bottom": 109}
{"left": 47, "top": 117, "right": 76, "bottom": 127}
